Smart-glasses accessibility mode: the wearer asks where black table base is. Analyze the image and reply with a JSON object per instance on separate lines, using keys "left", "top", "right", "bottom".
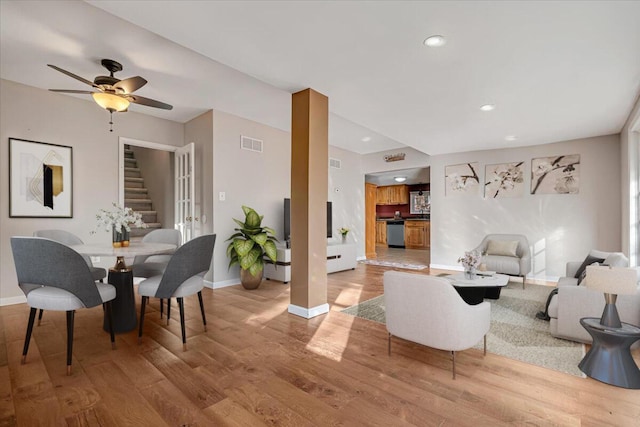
{"left": 454, "top": 286, "right": 503, "bottom": 305}
{"left": 104, "top": 269, "right": 137, "bottom": 333}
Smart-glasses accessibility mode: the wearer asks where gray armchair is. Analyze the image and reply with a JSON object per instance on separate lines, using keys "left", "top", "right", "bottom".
{"left": 473, "top": 234, "right": 531, "bottom": 288}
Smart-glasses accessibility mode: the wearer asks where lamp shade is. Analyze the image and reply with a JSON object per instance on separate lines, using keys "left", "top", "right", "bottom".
{"left": 92, "top": 92, "right": 130, "bottom": 112}
{"left": 584, "top": 265, "right": 637, "bottom": 295}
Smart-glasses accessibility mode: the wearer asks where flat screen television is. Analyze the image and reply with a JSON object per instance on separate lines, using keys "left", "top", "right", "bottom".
{"left": 284, "top": 198, "right": 332, "bottom": 241}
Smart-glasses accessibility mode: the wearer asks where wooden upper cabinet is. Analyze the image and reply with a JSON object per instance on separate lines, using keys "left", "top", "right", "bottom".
{"left": 376, "top": 185, "right": 408, "bottom": 205}
{"left": 404, "top": 220, "right": 430, "bottom": 249}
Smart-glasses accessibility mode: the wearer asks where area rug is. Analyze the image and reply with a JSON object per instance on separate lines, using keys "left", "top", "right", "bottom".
{"left": 341, "top": 281, "right": 586, "bottom": 377}
{"left": 359, "top": 259, "right": 428, "bottom": 270}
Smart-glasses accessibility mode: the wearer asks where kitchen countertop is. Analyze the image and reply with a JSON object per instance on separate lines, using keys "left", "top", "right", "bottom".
{"left": 377, "top": 217, "right": 430, "bottom": 221}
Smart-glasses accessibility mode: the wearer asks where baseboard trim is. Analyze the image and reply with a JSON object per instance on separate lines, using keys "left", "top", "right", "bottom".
{"left": 206, "top": 278, "right": 241, "bottom": 289}
{"left": 1, "top": 295, "right": 27, "bottom": 306}
{"left": 288, "top": 303, "right": 329, "bottom": 319}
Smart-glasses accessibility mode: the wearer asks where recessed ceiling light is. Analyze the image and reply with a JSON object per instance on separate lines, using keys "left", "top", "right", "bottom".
{"left": 480, "top": 104, "right": 495, "bottom": 112}
{"left": 394, "top": 176, "right": 407, "bottom": 183}
{"left": 424, "top": 35, "right": 446, "bottom": 47}
{"left": 361, "top": 136, "right": 372, "bottom": 142}
{"left": 505, "top": 135, "right": 517, "bottom": 141}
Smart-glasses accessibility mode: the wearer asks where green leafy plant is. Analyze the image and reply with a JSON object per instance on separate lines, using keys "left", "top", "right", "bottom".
{"left": 226, "top": 206, "right": 278, "bottom": 276}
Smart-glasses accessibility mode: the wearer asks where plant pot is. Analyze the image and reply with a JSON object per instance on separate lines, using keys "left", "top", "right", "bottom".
{"left": 240, "top": 268, "right": 263, "bottom": 290}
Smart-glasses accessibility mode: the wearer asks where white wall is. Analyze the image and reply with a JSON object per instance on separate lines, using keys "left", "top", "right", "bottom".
{"left": 0, "top": 79, "right": 184, "bottom": 303}
{"left": 211, "top": 110, "right": 291, "bottom": 286}
{"left": 430, "top": 134, "right": 621, "bottom": 281}
{"left": 328, "top": 146, "right": 365, "bottom": 258}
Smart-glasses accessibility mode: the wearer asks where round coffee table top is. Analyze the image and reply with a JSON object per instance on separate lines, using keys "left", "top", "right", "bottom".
{"left": 447, "top": 273, "right": 510, "bottom": 288}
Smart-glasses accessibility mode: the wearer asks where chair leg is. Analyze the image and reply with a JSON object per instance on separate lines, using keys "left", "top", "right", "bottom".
{"left": 105, "top": 302, "right": 116, "bottom": 349}
{"left": 388, "top": 333, "right": 392, "bottom": 356}
{"left": 138, "top": 296, "right": 147, "bottom": 343}
{"left": 178, "top": 297, "right": 186, "bottom": 351}
{"left": 37, "top": 309, "right": 44, "bottom": 326}
{"left": 166, "top": 298, "right": 171, "bottom": 325}
{"left": 66, "top": 310, "right": 75, "bottom": 376}
{"left": 522, "top": 275, "right": 526, "bottom": 289}
{"left": 197, "top": 291, "right": 207, "bottom": 332}
{"left": 160, "top": 298, "right": 164, "bottom": 319}
{"left": 452, "top": 351, "right": 456, "bottom": 380}
{"left": 22, "top": 308, "right": 37, "bottom": 364}
{"left": 484, "top": 335, "right": 487, "bottom": 356}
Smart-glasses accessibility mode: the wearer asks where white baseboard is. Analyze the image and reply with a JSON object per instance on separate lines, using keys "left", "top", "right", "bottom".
{"left": 1, "top": 295, "right": 27, "bottom": 306}
{"left": 207, "top": 278, "right": 240, "bottom": 289}
{"left": 288, "top": 303, "right": 329, "bottom": 319}
{"left": 356, "top": 255, "right": 367, "bottom": 261}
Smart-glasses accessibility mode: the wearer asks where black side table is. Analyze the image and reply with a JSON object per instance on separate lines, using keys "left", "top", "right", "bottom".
{"left": 103, "top": 268, "right": 137, "bottom": 333}
{"left": 578, "top": 317, "right": 640, "bottom": 389}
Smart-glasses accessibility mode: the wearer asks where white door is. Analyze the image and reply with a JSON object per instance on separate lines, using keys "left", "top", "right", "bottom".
{"left": 175, "top": 143, "right": 196, "bottom": 244}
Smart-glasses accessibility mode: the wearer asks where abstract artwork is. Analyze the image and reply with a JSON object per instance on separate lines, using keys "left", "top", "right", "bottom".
{"left": 9, "top": 138, "right": 73, "bottom": 217}
{"left": 445, "top": 162, "right": 480, "bottom": 196}
{"left": 531, "top": 154, "right": 580, "bottom": 195}
{"left": 484, "top": 162, "right": 524, "bottom": 198}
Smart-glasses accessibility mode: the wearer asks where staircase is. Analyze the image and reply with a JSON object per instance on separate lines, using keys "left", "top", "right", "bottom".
{"left": 124, "top": 146, "right": 161, "bottom": 239}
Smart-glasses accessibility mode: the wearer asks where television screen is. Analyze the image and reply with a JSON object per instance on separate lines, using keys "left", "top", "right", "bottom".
{"left": 284, "top": 198, "right": 332, "bottom": 240}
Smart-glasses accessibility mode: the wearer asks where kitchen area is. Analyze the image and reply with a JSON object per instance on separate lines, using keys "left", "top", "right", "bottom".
{"left": 366, "top": 167, "right": 430, "bottom": 264}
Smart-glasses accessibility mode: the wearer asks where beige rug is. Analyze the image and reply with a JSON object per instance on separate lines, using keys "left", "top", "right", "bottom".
{"left": 341, "top": 282, "right": 586, "bottom": 377}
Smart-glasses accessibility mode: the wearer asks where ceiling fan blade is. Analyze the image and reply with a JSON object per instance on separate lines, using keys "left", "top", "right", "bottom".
{"left": 114, "top": 76, "right": 147, "bottom": 94}
{"left": 127, "top": 94, "right": 173, "bottom": 110}
{"left": 49, "top": 89, "right": 95, "bottom": 94}
{"left": 47, "top": 64, "right": 96, "bottom": 87}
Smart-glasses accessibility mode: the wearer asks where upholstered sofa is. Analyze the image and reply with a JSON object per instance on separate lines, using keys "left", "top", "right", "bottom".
{"left": 472, "top": 234, "right": 531, "bottom": 288}
{"left": 548, "top": 250, "right": 640, "bottom": 344}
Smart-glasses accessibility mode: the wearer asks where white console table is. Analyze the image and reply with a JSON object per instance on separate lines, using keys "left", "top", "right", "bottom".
{"left": 264, "top": 242, "right": 357, "bottom": 284}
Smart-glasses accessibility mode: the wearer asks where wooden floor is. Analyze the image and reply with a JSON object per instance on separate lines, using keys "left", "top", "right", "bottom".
{"left": 1, "top": 264, "right": 639, "bottom": 426}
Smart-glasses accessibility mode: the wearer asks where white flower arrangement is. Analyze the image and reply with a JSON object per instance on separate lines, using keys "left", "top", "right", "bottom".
{"left": 93, "top": 203, "right": 147, "bottom": 233}
{"left": 458, "top": 250, "right": 481, "bottom": 270}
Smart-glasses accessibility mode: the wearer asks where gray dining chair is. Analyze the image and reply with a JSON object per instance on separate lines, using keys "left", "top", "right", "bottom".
{"left": 138, "top": 234, "right": 215, "bottom": 350}
{"left": 11, "top": 236, "right": 116, "bottom": 375}
{"left": 132, "top": 228, "right": 182, "bottom": 322}
{"left": 32, "top": 229, "right": 109, "bottom": 326}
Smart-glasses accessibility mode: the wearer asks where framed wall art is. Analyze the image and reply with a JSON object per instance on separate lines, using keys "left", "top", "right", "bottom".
{"left": 9, "top": 138, "right": 73, "bottom": 217}
{"left": 445, "top": 162, "right": 480, "bottom": 196}
{"left": 531, "top": 154, "right": 580, "bottom": 195}
{"left": 484, "top": 161, "right": 524, "bottom": 198}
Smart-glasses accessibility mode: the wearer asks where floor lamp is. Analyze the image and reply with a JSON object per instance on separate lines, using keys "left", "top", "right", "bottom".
{"left": 579, "top": 265, "right": 640, "bottom": 388}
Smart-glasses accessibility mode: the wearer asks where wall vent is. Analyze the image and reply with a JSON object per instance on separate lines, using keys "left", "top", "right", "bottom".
{"left": 329, "top": 157, "right": 341, "bottom": 169}
{"left": 240, "top": 135, "right": 263, "bottom": 153}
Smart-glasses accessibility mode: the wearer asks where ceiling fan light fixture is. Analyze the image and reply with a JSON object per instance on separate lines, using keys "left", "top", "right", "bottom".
{"left": 424, "top": 35, "right": 446, "bottom": 47}
{"left": 92, "top": 92, "right": 130, "bottom": 112}
{"left": 394, "top": 176, "right": 407, "bottom": 183}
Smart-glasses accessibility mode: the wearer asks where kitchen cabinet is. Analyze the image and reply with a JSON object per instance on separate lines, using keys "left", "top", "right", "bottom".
{"left": 404, "top": 220, "right": 430, "bottom": 249}
{"left": 376, "top": 220, "right": 387, "bottom": 245}
{"left": 376, "top": 185, "right": 408, "bottom": 205}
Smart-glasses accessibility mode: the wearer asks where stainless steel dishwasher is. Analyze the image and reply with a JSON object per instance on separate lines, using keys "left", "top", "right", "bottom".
{"left": 386, "top": 220, "right": 405, "bottom": 248}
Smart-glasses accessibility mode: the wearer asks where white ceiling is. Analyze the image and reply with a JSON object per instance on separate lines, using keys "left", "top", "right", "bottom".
{"left": 365, "top": 167, "right": 431, "bottom": 187}
{"left": 2, "top": 1, "right": 639, "bottom": 156}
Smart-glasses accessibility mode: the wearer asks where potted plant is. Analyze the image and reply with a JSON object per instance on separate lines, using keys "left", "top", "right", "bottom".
{"left": 226, "top": 206, "right": 278, "bottom": 289}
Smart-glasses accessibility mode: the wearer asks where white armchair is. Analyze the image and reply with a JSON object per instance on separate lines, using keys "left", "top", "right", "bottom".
{"left": 473, "top": 234, "right": 531, "bottom": 288}
{"left": 384, "top": 271, "right": 491, "bottom": 379}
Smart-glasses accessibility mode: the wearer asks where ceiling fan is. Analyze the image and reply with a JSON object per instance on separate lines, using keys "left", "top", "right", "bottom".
{"left": 48, "top": 59, "right": 173, "bottom": 131}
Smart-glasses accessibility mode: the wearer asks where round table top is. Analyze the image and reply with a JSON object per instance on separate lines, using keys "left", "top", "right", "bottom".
{"left": 70, "top": 242, "right": 176, "bottom": 257}
{"left": 446, "top": 273, "right": 510, "bottom": 287}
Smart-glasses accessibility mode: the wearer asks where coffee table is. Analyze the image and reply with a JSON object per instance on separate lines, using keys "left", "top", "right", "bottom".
{"left": 447, "top": 273, "right": 509, "bottom": 305}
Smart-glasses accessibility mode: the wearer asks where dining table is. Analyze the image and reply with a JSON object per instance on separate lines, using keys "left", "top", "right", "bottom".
{"left": 71, "top": 241, "right": 176, "bottom": 333}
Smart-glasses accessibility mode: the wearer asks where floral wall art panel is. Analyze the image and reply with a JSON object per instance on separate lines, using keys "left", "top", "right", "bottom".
{"left": 445, "top": 162, "right": 480, "bottom": 196}
{"left": 531, "top": 154, "right": 580, "bottom": 195}
{"left": 9, "top": 138, "right": 73, "bottom": 217}
{"left": 484, "top": 161, "right": 524, "bottom": 198}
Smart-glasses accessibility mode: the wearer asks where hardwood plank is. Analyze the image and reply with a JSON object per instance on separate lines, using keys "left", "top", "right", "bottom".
{"left": 203, "top": 398, "right": 270, "bottom": 427}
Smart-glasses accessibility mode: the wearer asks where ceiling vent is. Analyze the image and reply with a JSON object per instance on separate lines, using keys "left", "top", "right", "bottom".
{"left": 240, "top": 135, "right": 263, "bottom": 153}
{"left": 329, "top": 157, "right": 341, "bottom": 169}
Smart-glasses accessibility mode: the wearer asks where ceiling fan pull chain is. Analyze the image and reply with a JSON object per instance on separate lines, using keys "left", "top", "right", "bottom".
{"left": 109, "top": 110, "right": 114, "bottom": 132}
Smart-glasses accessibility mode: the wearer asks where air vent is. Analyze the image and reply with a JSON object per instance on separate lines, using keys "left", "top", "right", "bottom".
{"left": 240, "top": 135, "right": 263, "bottom": 153}
{"left": 329, "top": 157, "right": 341, "bottom": 169}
